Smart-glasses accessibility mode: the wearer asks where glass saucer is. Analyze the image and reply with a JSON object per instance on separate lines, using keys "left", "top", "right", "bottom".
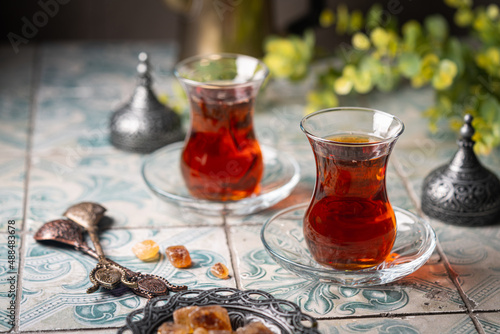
{"left": 261, "top": 204, "right": 437, "bottom": 287}
{"left": 142, "top": 142, "right": 300, "bottom": 216}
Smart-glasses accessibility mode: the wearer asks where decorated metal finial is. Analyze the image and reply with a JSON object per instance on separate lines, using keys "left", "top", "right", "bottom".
{"left": 421, "top": 114, "right": 500, "bottom": 226}
{"left": 460, "top": 114, "right": 474, "bottom": 140}
{"left": 110, "top": 52, "right": 184, "bottom": 153}
{"left": 136, "top": 52, "right": 151, "bottom": 86}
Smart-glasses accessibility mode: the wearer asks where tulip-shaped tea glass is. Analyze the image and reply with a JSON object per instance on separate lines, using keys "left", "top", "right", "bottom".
{"left": 174, "top": 54, "right": 269, "bottom": 201}
{"left": 300, "top": 107, "right": 405, "bottom": 270}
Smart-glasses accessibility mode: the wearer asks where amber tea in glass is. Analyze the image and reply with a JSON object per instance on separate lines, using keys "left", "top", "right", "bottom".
{"left": 300, "top": 108, "right": 404, "bottom": 270}
{"left": 174, "top": 54, "right": 268, "bottom": 201}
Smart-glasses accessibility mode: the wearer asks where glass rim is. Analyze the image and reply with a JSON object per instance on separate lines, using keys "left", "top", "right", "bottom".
{"left": 173, "top": 53, "right": 269, "bottom": 89}
{"left": 300, "top": 107, "right": 405, "bottom": 147}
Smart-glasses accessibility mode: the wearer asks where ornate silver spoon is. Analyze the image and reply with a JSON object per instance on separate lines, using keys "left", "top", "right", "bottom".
{"left": 62, "top": 202, "right": 129, "bottom": 292}
{"left": 34, "top": 218, "right": 187, "bottom": 298}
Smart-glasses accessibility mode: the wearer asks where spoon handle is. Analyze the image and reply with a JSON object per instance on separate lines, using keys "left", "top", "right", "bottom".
{"left": 86, "top": 226, "right": 106, "bottom": 259}
{"left": 76, "top": 243, "right": 137, "bottom": 276}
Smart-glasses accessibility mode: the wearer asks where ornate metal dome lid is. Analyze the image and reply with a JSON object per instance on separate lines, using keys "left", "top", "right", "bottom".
{"left": 421, "top": 114, "right": 500, "bottom": 226}
{"left": 110, "top": 52, "right": 184, "bottom": 153}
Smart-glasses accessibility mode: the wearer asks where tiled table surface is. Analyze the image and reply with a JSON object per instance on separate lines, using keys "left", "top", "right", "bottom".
{"left": 1, "top": 42, "right": 499, "bottom": 334}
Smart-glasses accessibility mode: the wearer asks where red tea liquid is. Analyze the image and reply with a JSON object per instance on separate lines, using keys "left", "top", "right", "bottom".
{"left": 181, "top": 85, "right": 263, "bottom": 201}
{"left": 304, "top": 133, "right": 397, "bottom": 270}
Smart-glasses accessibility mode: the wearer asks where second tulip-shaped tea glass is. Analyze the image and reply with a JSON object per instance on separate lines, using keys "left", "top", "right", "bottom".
{"left": 301, "top": 108, "right": 405, "bottom": 271}
{"left": 174, "top": 54, "right": 268, "bottom": 201}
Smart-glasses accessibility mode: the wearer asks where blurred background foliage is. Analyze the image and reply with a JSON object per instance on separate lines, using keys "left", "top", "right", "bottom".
{"left": 263, "top": 0, "right": 500, "bottom": 154}
{"left": 3, "top": 0, "right": 497, "bottom": 153}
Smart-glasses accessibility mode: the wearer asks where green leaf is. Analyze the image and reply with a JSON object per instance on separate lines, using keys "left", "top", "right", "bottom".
{"left": 487, "top": 4, "right": 499, "bottom": 20}
{"left": 432, "top": 59, "right": 458, "bottom": 90}
{"left": 366, "top": 4, "right": 383, "bottom": 31}
{"left": 349, "top": 10, "right": 364, "bottom": 33}
{"left": 398, "top": 52, "right": 421, "bottom": 77}
{"left": 303, "top": 29, "right": 316, "bottom": 50}
{"left": 424, "top": 15, "right": 449, "bottom": 42}
{"left": 493, "top": 121, "right": 500, "bottom": 137}
{"left": 444, "top": 0, "right": 472, "bottom": 9}
{"left": 445, "top": 37, "right": 465, "bottom": 76}
{"left": 263, "top": 32, "right": 314, "bottom": 81}
{"left": 336, "top": 4, "right": 350, "bottom": 35}
{"left": 334, "top": 76, "right": 353, "bottom": 95}
{"left": 454, "top": 8, "right": 474, "bottom": 27}
{"left": 475, "top": 47, "right": 500, "bottom": 77}
{"left": 353, "top": 70, "right": 373, "bottom": 93}
{"left": 352, "top": 32, "right": 371, "bottom": 50}
{"left": 479, "top": 96, "right": 500, "bottom": 123}
{"left": 342, "top": 65, "right": 357, "bottom": 80}
{"left": 376, "top": 66, "right": 395, "bottom": 92}
{"left": 402, "top": 20, "right": 422, "bottom": 51}
{"left": 318, "top": 68, "right": 339, "bottom": 88}
{"left": 359, "top": 56, "right": 382, "bottom": 81}
{"left": 370, "top": 27, "right": 390, "bottom": 53}
{"left": 319, "top": 8, "right": 335, "bottom": 28}
{"left": 306, "top": 89, "right": 339, "bottom": 114}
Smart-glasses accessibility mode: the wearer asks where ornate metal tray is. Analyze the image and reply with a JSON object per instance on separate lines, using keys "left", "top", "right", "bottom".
{"left": 117, "top": 288, "right": 319, "bottom": 334}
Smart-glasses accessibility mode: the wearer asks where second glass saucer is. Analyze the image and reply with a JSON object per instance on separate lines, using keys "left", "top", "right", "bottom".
{"left": 261, "top": 204, "right": 437, "bottom": 287}
{"left": 142, "top": 142, "right": 300, "bottom": 216}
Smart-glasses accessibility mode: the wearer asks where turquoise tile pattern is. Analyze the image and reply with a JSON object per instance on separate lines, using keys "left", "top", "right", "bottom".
{"left": 19, "top": 227, "right": 234, "bottom": 331}
{"left": 319, "top": 314, "right": 478, "bottom": 334}
{"left": 0, "top": 42, "right": 498, "bottom": 333}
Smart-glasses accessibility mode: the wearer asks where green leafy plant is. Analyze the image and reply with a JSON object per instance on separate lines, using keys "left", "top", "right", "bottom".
{"left": 263, "top": 0, "right": 500, "bottom": 154}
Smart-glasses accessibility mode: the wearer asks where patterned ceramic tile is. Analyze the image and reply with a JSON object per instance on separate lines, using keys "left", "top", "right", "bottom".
{"left": 225, "top": 180, "right": 313, "bottom": 226}
{"left": 386, "top": 164, "right": 415, "bottom": 211}
{"left": 433, "top": 222, "right": 500, "bottom": 311}
{"left": 26, "top": 153, "right": 223, "bottom": 232}
{"left": 255, "top": 103, "right": 309, "bottom": 148}
{"left": 6, "top": 41, "right": 500, "bottom": 333}
{"left": 229, "top": 224, "right": 464, "bottom": 318}
{"left": 392, "top": 141, "right": 457, "bottom": 182}
{"left": 39, "top": 42, "right": 178, "bottom": 90}
{"left": 317, "top": 313, "right": 478, "bottom": 334}
{"left": 0, "top": 94, "right": 31, "bottom": 155}
{"left": 0, "top": 46, "right": 34, "bottom": 155}
{"left": 393, "top": 136, "right": 500, "bottom": 312}
{"left": 0, "top": 157, "right": 26, "bottom": 232}
{"left": 20, "top": 226, "right": 234, "bottom": 331}
{"left": 33, "top": 42, "right": 180, "bottom": 156}
{"left": 477, "top": 312, "right": 500, "bottom": 334}
{"left": 32, "top": 88, "right": 184, "bottom": 158}
{"left": 0, "top": 233, "right": 21, "bottom": 332}
{"left": 31, "top": 90, "right": 121, "bottom": 156}
{"left": 394, "top": 136, "right": 500, "bottom": 201}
